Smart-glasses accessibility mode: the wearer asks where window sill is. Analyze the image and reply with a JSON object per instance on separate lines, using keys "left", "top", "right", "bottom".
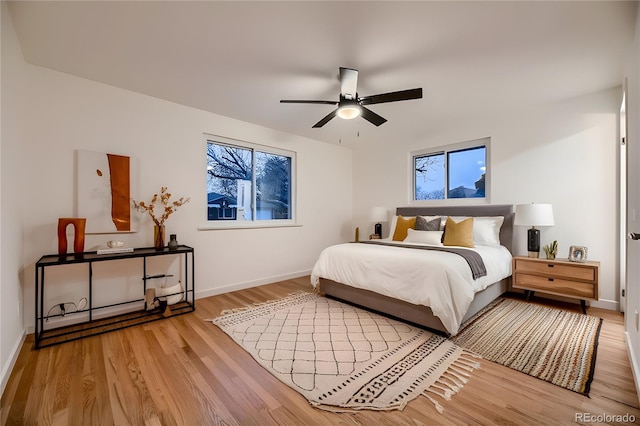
{"left": 198, "top": 221, "right": 301, "bottom": 231}
{"left": 409, "top": 197, "right": 490, "bottom": 206}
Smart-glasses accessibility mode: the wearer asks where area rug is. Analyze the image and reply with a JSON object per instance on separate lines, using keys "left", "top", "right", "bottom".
{"left": 210, "top": 291, "right": 480, "bottom": 413}
{"left": 451, "top": 298, "right": 602, "bottom": 396}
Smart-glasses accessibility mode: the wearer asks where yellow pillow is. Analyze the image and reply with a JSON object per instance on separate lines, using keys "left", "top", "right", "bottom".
{"left": 392, "top": 216, "right": 416, "bottom": 241}
{"left": 443, "top": 217, "right": 475, "bottom": 248}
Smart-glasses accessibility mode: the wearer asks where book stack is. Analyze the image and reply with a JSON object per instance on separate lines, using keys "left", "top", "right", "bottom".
{"left": 97, "top": 247, "right": 134, "bottom": 255}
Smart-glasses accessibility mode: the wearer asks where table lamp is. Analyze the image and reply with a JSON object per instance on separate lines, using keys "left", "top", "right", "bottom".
{"left": 514, "top": 203, "right": 554, "bottom": 258}
{"left": 370, "top": 207, "right": 388, "bottom": 239}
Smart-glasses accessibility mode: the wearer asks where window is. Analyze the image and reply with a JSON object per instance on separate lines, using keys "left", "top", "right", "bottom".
{"left": 412, "top": 138, "right": 489, "bottom": 202}
{"left": 206, "top": 136, "right": 295, "bottom": 224}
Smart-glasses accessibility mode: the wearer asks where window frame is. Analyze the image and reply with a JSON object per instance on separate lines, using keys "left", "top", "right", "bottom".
{"left": 409, "top": 137, "right": 491, "bottom": 205}
{"left": 200, "top": 134, "right": 298, "bottom": 230}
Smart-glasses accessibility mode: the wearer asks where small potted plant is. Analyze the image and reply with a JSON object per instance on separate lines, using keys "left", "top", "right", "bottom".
{"left": 543, "top": 240, "right": 558, "bottom": 260}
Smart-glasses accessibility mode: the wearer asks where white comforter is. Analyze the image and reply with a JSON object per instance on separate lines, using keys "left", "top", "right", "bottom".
{"left": 310, "top": 241, "right": 512, "bottom": 335}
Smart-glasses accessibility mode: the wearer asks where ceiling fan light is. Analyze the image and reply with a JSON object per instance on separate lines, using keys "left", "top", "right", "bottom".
{"left": 337, "top": 105, "right": 362, "bottom": 120}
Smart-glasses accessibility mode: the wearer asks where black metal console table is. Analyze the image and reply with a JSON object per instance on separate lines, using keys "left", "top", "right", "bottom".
{"left": 35, "top": 245, "right": 195, "bottom": 349}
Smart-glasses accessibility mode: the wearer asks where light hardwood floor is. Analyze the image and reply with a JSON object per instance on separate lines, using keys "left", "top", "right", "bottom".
{"left": 2, "top": 276, "right": 639, "bottom": 425}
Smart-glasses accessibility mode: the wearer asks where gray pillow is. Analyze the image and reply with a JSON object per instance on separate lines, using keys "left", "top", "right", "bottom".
{"left": 415, "top": 216, "right": 441, "bottom": 231}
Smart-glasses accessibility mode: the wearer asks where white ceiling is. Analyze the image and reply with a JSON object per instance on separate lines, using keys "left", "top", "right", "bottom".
{"left": 7, "top": 1, "right": 638, "bottom": 147}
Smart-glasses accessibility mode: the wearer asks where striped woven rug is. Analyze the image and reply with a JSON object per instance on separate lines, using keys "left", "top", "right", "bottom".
{"left": 451, "top": 298, "right": 602, "bottom": 395}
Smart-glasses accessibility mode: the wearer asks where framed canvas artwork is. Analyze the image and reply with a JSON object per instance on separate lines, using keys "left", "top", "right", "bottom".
{"left": 76, "top": 150, "right": 139, "bottom": 234}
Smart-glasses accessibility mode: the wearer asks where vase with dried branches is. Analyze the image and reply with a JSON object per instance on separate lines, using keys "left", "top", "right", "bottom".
{"left": 132, "top": 187, "right": 190, "bottom": 249}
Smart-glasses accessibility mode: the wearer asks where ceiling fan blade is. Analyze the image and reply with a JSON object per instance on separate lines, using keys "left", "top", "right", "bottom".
{"left": 360, "top": 106, "right": 387, "bottom": 126}
{"left": 359, "top": 88, "right": 423, "bottom": 105}
{"left": 339, "top": 67, "right": 358, "bottom": 99}
{"left": 280, "top": 99, "right": 337, "bottom": 105}
{"left": 312, "top": 109, "right": 338, "bottom": 128}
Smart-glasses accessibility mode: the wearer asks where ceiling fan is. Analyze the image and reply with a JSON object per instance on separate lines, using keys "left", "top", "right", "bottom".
{"left": 280, "top": 67, "right": 423, "bottom": 128}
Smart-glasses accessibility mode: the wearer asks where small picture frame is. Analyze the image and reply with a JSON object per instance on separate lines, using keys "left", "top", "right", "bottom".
{"left": 568, "top": 245, "right": 588, "bottom": 262}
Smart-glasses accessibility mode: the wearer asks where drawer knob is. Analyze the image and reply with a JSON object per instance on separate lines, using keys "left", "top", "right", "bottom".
{"left": 547, "top": 264, "right": 555, "bottom": 268}
{"left": 548, "top": 278, "right": 554, "bottom": 282}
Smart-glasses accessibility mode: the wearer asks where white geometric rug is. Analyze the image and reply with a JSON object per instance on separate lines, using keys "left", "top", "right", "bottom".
{"left": 210, "top": 291, "right": 480, "bottom": 413}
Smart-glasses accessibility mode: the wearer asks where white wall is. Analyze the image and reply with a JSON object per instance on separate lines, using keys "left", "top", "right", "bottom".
{"left": 18, "top": 66, "right": 353, "bottom": 311}
{"left": 0, "top": 4, "right": 353, "bottom": 392}
{"left": 1, "top": 1, "right": 27, "bottom": 394}
{"left": 353, "top": 87, "right": 621, "bottom": 310}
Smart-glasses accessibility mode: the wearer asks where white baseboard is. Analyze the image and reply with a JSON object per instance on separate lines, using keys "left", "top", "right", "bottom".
{"left": 625, "top": 332, "right": 640, "bottom": 404}
{"left": 1, "top": 329, "right": 26, "bottom": 397}
{"left": 24, "top": 301, "right": 148, "bottom": 335}
{"left": 30, "top": 300, "right": 150, "bottom": 332}
{"left": 591, "top": 298, "right": 619, "bottom": 311}
{"left": 196, "top": 270, "right": 312, "bottom": 299}
{"left": 4, "top": 272, "right": 309, "bottom": 397}
{"left": 511, "top": 289, "right": 619, "bottom": 311}
{"left": 22, "top": 271, "right": 312, "bottom": 334}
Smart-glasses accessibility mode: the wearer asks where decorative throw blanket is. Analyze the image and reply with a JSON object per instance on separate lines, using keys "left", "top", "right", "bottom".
{"left": 211, "top": 292, "right": 481, "bottom": 413}
{"left": 360, "top": 240, "right": 487, "bottom": 279}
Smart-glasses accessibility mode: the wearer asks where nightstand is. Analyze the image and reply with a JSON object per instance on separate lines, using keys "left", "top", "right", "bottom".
{"left": 512, "top": 256, "right": 599, "bottom": 314}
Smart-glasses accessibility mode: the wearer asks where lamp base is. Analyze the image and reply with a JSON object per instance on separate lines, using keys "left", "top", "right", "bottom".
{"left": 527, "top": 227, "right": 540, "bottom": 258}
{"left": 374, "top": 223, "right": 382, "bottom": 239}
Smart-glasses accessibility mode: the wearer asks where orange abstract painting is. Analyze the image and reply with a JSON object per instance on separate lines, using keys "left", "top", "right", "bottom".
{"left": 77, "top": 150, "right": 138, "bottom": 233}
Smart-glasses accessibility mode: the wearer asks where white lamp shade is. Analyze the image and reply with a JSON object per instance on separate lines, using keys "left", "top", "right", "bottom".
{"left": 370, "top": 207, "right": 388, "bottom": 223}
{"left": 514, "top": 203, "right": 554, "bottom": 227}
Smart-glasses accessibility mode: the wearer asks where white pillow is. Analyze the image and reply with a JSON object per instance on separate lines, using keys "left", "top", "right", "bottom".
{"left": 404, "top": 228, "right": 444, "bottom": 245}
{"left": 449, "top": 216, "right": 504, "bottom": 246}
{"left": 473, "top": 216, "right": 504, "bottom": 246}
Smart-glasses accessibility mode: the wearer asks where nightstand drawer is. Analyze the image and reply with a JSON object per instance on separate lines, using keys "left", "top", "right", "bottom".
{"left": 513, "top": 258, "right": 596, "bottom": 282}
{"left": 513, "top": 273, "right": 597, "bottom": 299}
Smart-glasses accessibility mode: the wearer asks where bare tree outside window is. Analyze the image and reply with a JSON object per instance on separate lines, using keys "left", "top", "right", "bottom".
{"left": 413, "top": 139, "right": 488, "bottom": 202}
{"left": 207, "top": 139, "right": 294, "bottom": 222}
{"left": 415, "top": 153, "right": 445, "bottom": 200}
{"left": 256, "top": 152, "right": 291, "bottom": 219}
{"left": 207, "top": 143, "right": 252, "bottom": 200}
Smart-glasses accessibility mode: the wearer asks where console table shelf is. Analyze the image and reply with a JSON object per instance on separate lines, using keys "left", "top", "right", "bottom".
{"left": 35, "top": 245, "right": 195, "bottom": 349}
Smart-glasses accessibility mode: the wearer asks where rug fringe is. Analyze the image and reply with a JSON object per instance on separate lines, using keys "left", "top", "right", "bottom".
{"left": 461, "top": 350, "right": 482, "bottom": 360}
{"left": 438, "top": 375, "right": 461, "bottom": 392}
{"left": 449, "top": 365, "right": 473, "bottom": 378}
{"left": 422, "top": 393, "right": 445, "bottom": 414}
{"left": 454, "top": 358, "right": 481, "bottom": 371}
{"left": 209, "top": 290, "right": 315, "bottom": 319}
{"left": 426, "top": 387, "right": 451, "bottom": 401}
{"left": 420, "top": 350, "right": 481, "bottom": 414}
{"left": 430, "top": 384, "right": 453, "bottom": 400}
{"left": 218, "top": 301, "right": 269, "bottom": 316}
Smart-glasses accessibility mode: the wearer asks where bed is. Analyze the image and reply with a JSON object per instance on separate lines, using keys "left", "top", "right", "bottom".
{"left": 310, "top": 204, "right": 514, "bottom": 336}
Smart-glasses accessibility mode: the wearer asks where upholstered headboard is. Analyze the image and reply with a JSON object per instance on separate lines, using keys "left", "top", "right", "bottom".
{"left": 395, "top": 204, "right": 514, "bottom": 253}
